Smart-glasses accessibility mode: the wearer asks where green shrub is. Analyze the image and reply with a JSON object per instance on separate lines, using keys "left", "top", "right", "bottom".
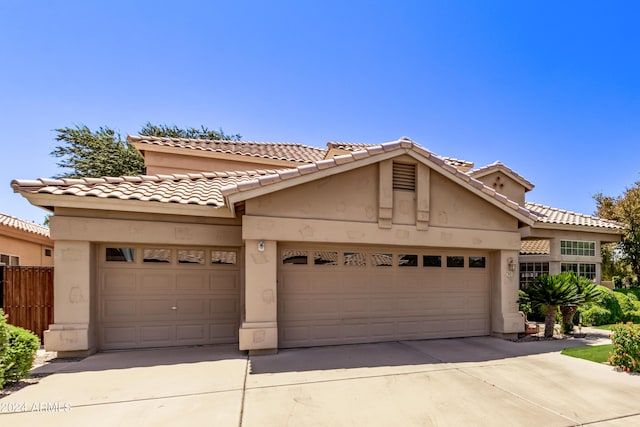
{"left": 518, "top": 290, "right": 532, "bottom": 318}
{"left": 615, "top": 292, "right": 636, "bottom": 316}
{"left": 579, "top": 305, "right": 612, "bottom": 326}
{"left": 615, "top": 288, "right": 640, "bottom": 300}
{"left": 0, "top": 325, "right": 39, "bottom": 386}
{"left": 609, "top": 323, "right": 640, "bottom": 373}
{"left": 600, "top": 287, "right": 624, "bottom": 323}
{"left": 0, "top": 311, "right": 8, "bottom": 388}
{"left": 626, "top": 310, "right": 640, "bottom": 324}
{"left": 613, "top": 276, "right": 623, "bottom": 289}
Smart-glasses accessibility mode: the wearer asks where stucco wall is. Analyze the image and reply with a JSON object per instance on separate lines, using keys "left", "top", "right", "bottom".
{"left": 473, "top": 171, "right": 526, "bottom": 206}
{"left": 246, "top": 164, "right": 379, "bottom": 223}
{"left": 0, "top": 230, "right": 53, "bottom": 266}
{"left": 145, "top": 151, "right": 295, "bottom": 175}
{"left": 247, "top": 163, "right": 518, "bottom": 233}
{"left": 428, "top": 171, "right": 517, "bottom": 231}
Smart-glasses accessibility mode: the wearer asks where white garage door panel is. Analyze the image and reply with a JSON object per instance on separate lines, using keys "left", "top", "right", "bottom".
{"left": 279, "top": 246, "right": 491, "bottom": 348}
{"left": 98, "top": 247, "right": 241, "bottom": 350}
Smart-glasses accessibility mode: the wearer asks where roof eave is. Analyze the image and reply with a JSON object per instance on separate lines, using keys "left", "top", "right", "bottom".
{"left": 0, "top": 224, "right": 52, "bottom": 245}
{"left": 17, "top": 192, "right": 236, "bottom": 219}
{"left": 528, "top": 221, "right": 625, "bottom": 236}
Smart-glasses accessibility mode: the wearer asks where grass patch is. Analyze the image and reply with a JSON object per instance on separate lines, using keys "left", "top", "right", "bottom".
{"left": 592, "top": 324, "right": 616, "bottom": 331}
{"left": 561, "top": 344, "right": 613, "bottom": 363}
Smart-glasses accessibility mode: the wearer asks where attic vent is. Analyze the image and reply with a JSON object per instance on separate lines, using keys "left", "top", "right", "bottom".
{"left": 393, "top": 162, "right": 416, "bottom": 191}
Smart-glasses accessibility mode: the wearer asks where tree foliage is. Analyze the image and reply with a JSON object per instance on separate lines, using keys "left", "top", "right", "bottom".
{"left": 525, "top": 273, "right": 583, "bottom": 338}
{"left": 51, "top": 123, "right": 241, "bottom": 179}
{"left": 51, "top": 125, "right": 146, "bottom": 178}
{"left": 594, "top": 185, "right": 640, "bottom": 277}
{"left": 139, "top": 122, "right": 241, "bottom": 141}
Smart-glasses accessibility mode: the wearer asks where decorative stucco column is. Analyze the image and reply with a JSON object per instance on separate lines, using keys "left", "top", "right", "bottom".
{"left": 548, "top": 238, "right": 562, "bottom": 276}
{"left": 43, "top": 240, "right": 96, "bottom": 356}
{"left": 239, "top": 239, "right": 278, "bottom": 353}
{"left": 491, "top": 250, "right": 524, "bottom": 339}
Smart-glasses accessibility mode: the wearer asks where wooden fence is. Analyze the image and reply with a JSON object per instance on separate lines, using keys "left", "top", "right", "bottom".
{"left": 1, "top": 266, "right": 54, "bottom": 342}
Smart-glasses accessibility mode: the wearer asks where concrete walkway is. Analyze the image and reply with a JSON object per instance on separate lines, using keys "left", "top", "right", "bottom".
{"left": 1, "top": 330, "right": 638, "bottom": 426}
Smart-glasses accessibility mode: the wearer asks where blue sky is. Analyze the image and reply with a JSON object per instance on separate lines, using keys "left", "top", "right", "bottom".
{"left": 1, "top": 1, "right": 639, "bottom": 224}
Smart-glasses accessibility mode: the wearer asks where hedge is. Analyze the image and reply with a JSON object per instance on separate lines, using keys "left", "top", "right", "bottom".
{"left": 0, "top": 309, "right": 40, "bottom": 388}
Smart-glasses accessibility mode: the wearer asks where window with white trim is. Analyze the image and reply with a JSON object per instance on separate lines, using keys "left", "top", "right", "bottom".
{"left": 561, "top": 262, "right": 596, "bottom": 280}
{"left": 560, "top": 240, "right": 595, "bottom": 256}
{"left": 519, "top": 262, "right": 549, "bottom": 289}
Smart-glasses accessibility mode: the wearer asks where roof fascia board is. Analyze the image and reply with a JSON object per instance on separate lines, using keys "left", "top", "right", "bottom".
{"left": 18, "top": 192, "right": 236, "bottom": 219}
{"left": 132, "top": 141, "right": 305, "bottom": 168}
{"left": 521, "top": 224, "right": 623, "bottom": 240}
{"left": 530, "top": 222, "right": 624, "bottom": 234}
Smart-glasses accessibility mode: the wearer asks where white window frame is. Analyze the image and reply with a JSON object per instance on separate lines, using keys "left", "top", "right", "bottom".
{"left": 560, "top": 240, "right": 596, "bottom": 257}
{"left": 561, "top": 262, "right": 596, "bottom": 280}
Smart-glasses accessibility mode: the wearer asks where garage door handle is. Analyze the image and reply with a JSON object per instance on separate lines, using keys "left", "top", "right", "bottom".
{"left": 171, "top": 306, "right": 177, "bottom": 310}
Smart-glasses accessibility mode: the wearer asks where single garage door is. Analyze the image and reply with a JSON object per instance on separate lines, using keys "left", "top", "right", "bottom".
{"left": 278, "top": 245, "right": 490, "bottom": 348}
{"left": 97, "top": 245, "right": 240, "bottom": 350}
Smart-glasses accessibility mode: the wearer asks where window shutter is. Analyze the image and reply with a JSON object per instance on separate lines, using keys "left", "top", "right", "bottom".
{"left": 393, "top": 162, "right": 416, "bottom": 191}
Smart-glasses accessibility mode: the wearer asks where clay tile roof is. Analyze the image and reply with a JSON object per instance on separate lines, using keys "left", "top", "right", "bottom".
{"left": 221, "top": 138, "right": 538, "bottom": 222}
{"left": 520, "top": 240, "right": 550, "bottom": 255}
{"left": 128, "top": 135, "right": 326, "bottom": 163}
{"left": 470, "top": 161, "right": 535, "bottom": 191}
{"left": 11, "top": 170, "right": 281, "bottom": 208}
{"left": 326, "top": 141, "right": 473, "bottom": 170}
{"left": 0, "top": 213, "right": 50, "bottom": 237}
{"left": 525, "top": 202, "right": 624, "bottom": 230}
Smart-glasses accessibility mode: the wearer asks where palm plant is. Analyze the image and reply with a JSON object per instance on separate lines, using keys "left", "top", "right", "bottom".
{"left": 526, "top": 273, "right": 582, "bottom": 338}
{"left": 559, "top": 272, "right": 603, "bottom": 333}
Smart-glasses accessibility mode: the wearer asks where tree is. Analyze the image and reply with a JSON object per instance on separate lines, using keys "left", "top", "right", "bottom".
{"left": 51, "top": 125, "right": 146, "bottom": 178}
{"left": 139, "top": 122, "right": 242, "bottom": 141}
{"left": 594, "top": 185, "right": 640, "bottom": 277}
{"left": 51, "top": 123, "right": 241, "bottom": 179}
{"left": 525, "top": 273, "right": 582, "bottom": 338}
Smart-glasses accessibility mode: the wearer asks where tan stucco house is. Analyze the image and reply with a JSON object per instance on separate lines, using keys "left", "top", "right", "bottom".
{"left": 11, "top": 136, "right": 622, "bottom": 356}
{"left": 0, "top": 213, "right": 53, "bottom": 267}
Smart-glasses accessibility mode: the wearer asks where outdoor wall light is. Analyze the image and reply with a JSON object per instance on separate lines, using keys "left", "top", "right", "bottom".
{"left": 258, "top": 241, "right": 265, "bottom": 252}
{"left": 507, "top": 257, "right": 517, "bottom": 272}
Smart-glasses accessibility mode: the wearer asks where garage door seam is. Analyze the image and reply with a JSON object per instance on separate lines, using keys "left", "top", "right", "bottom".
{"left": 458, "top": 368, "right": 580, "bottom": 425}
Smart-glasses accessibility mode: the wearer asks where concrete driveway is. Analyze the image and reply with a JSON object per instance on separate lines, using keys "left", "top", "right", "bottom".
{"left": 1, "top": 331, "right": 639, "bottom": 426}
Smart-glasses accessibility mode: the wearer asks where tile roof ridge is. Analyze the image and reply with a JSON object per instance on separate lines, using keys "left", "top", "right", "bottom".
{"left": 470, "top": 160, "right": 534, "bottom": 190}
{"left": 129, "top": 134, "right": 325, "bottom": 151}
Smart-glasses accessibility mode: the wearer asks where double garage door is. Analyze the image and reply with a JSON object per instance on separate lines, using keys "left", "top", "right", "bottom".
{"left": 97, "top": 245, "right": 240, "bottom": 350}
{"left": 278, "top": 245, "right": 491, "bottom": 348}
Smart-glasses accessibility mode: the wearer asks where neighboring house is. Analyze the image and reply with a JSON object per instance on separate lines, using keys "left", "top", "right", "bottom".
{"left": 11, "top": 136, "right": 622, "bottom": 356}
{"left": 0, "top": 213, "right": 53, "bottom": 267}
